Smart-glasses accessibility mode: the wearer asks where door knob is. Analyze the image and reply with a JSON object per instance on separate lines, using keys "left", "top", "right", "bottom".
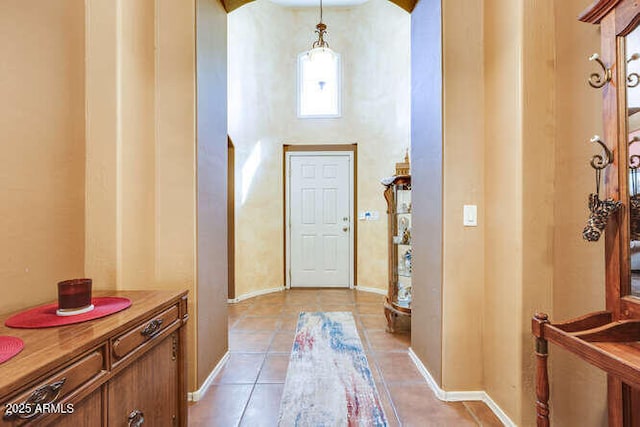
{"left": 342, "top": 227, "right": 349, "bottom": 232}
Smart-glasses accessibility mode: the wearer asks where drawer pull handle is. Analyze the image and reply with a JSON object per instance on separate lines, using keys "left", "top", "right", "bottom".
{"left": 128, "top": 409, "right": 145, "bottom": 426}
{"left": 141, "top": 319, "right": 163, "bottom": 338}
{"left": 2, "top": 377, "right": 66, "bottom": 421}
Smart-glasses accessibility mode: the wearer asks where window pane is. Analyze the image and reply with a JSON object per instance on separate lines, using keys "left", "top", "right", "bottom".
{"left": 298, "top": 51, "right": 340, "bottom": 117}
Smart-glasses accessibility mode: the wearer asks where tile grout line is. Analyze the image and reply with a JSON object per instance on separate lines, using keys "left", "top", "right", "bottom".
{"left": 355, "top": 309, "right": 403, "bottom": 426}
{"left": 235, "top": 376, "right": 259, "bottom": 426}
{"left": 236, "top": 335, "right": 273, "bottom": 426}
{"left": 462, "top": 401, "right": 483, "bottom": 426}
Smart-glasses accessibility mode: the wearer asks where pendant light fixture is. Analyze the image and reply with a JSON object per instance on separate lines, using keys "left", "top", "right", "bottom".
{"left": 308, "top": 0, "right": 335, "bottom": 65}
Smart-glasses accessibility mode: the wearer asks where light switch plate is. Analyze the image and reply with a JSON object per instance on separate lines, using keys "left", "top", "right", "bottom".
{"left": 463, "top": 205, "right": 478, "bottom": 226}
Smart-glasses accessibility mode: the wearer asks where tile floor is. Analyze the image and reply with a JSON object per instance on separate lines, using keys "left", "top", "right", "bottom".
{"left": 189, "top": 289, "right": 502, "bottom": 426}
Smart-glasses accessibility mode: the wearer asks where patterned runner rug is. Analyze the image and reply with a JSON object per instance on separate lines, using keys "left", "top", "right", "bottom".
{"left": 278, "top": 312, "right": 388, "bottom": 426}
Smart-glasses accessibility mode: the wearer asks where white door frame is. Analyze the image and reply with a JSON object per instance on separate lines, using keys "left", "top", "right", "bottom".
{"left": 285, "top": 150, "right": 355, "bottom": 289}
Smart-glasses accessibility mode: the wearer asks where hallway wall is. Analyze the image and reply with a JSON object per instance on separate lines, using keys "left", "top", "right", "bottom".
{"left": 520, "top": 1, "right": 556, "bottom": 424}
{"left": 196, "top": 0, "right": 230, "bottom": 388}
{"left": 478, "top": 0, "right": 604, "bottom": 424}
{"left": 0, "top": 0, "right": 86, "bottom": 314}
{"left": 482, "top": 1, "right": 526, "bottom": 421}
{"left": 410, "top": 0, "right": 443, "bottom": 387}
{"left": 84, "top": 0, "right": 226, "bottom": 393}
{"left": 441, "top": 0, "right": 485, "bottom": 392}
{"left": 0, "top": 0, "right": 612, "bottom": 419}
{"left": 228, "top": 0, "right": 411, "bottom": 297}
{"left": 551, "top": 0, "right": 608, "bottom": 424}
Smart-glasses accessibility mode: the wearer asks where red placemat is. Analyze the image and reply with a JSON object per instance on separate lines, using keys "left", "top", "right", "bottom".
{"left": 5, "top": 297, "right": 132, "bottom": 329}
{"left": 0, "top": 336, "right": 24, "bottom": 363}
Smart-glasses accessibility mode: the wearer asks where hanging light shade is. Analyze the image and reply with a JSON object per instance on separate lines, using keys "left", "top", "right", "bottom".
{"left": 308, "top": 0, "right": 335, "bottom": 64}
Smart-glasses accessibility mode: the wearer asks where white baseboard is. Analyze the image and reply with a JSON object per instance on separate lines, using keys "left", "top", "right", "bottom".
{"left": 228, "top": 286, "right": 284, "bottom": 303}
{"left": 408, "top": 348, "right": 516, "bottom": 427}
{"left": 354, "top": 285, "right": 386, "bottom": 296}
{"left": 188, "top": 351, "right": 229, "bottom": 402}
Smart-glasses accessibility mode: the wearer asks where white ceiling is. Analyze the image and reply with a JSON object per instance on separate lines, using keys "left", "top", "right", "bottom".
{"left": 268, "top": 0, "right": 370, "bottom": 7}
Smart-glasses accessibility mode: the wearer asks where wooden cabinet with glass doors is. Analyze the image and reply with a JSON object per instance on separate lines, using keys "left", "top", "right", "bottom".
{"left": 382, "top": 175, "right": 411, "bottom": 333}
{"left": 532, "top": 1, "right": 640, "bottom": 425}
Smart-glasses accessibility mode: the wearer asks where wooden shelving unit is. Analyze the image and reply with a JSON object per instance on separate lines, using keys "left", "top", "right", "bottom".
{"left": 382, "top": 174, "right": 411, "bottom": 333}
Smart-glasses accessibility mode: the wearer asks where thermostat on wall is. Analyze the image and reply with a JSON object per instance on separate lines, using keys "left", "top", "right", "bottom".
{"left": 359, "top": 211, "right": 379, "bottom": 221}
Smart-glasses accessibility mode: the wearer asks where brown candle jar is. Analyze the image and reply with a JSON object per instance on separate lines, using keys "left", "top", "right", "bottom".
{"left": 57, "top": 278, "right": 92, "bottom": 313}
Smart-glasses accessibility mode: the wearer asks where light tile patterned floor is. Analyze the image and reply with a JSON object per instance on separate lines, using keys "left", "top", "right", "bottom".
{"left": 189, "top": 289, "right": 503, "bottom": 426}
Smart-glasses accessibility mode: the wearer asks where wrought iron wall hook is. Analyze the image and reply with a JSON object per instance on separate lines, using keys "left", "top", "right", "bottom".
{"left": 628, "top": 53, "right": 640, "bottom": 88}
{"left": 631, "top": 136, "right": 640, "bottom": 169}
{"left": 589, "top": 53, "right": 612, "bottom": 88}
{"left": 583, "top": 136, "right": 621, "bottom": 242}
{"left": 590, "top": 135, "right": 613, "bottom": 170}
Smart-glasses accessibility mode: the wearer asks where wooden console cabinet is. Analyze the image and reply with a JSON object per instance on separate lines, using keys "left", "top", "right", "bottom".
{"left": 0, "top": 290, "right": 188, "bottom": 426}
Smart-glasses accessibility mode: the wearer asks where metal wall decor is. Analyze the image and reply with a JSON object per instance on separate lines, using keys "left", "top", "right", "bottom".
{"left": 583, "top": 135, "right": 622, "bottom": 242}
{"left": 589, "top": 135, "right": 613, "bottom": 169}
{"left": 628, "top": 53, "right": 640, "bottom": 88}
{"left": 630, "top": 135, "right": 640, "bottom": 169}
{"left": 629, "top": 136, "right": 640, "bottom": 240}
{"left": 588, "top": 53, "right": 612, "bottom": 88}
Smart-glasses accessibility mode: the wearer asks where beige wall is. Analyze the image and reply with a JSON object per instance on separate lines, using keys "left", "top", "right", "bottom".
{"left": 85, "top": 0, "right": 223, "bottom": 392}
{"left": 0, "top": 1, "right": 86, "bottom": 314}
{"left": 85, "top": 0, "right": 118, "bottom": 292}
{"left": 85, "top": 0, "right": 158, "bottom": 292}
{"left": 86, "top": 0, "right": 197, "bottom": 295}
{"left": 2, "top": 0, "right": 228, "bottom": 396}
{"left": 228, "top": 0, "right": 411, "bottom": 297}
{"left": 478, "top": 0, "right": 605, "bottom": 424}
{"left": 440, "top": 0, "right": 485, "bottom": 391}
{"left": 483, "top": 0, "right": 525, "bottom": 421}
{"left": 119, "top": 0, "right": 157, "bottom": 288}
{"left": 520, "top": 1, "right": 556, "bottom": 425}
{"left": 551, "top": 0, "right": 608, "bottom": 424}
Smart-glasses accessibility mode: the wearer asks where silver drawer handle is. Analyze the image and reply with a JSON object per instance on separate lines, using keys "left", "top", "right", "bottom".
{"left": 2, "top": 377, "right": 66, "bottom": 421}
{"left": 128, "top": 409, "right": 144, "bottom": 426}
{"left": 140, "top": 319, "right": 163, "bottom": 338}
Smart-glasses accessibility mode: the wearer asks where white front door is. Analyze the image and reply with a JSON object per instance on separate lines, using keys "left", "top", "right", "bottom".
{"left": 287, "top": 153, "right": 353, "bottom": 288}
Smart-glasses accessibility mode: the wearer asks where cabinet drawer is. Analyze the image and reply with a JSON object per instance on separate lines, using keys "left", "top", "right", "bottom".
{"left": 109, "top": 334, "right": 178, "bottom": 427}
{"left": 112, "top": 305, "right": 179, "bottom": 362}
{"left": 1, "top": 348, "right": 106, "bottom": 426}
